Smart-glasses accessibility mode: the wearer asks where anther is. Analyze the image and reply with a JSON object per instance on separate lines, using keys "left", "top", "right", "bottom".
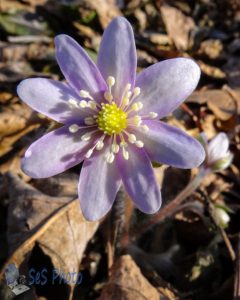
{"left": 79, "top": 100, "right": 88, "bottom": 108}
{"left": 68, "top": 99, "right": 78, "bottom": 108}
{"left": 128, "top": 134, "right": 137, "bottom": 143}
{"left": 120, "top": 141, "right": 128, "bottom": 147}
{"left": 106, "top": 152, "right": 115, "bottom": 164}
{"left": 96, "top": 140, "right": 104, "bottom": 150}
{"left": 130, "top": 102, "right": 143, "bottom": 111}
{"left": 84, "top": 117, "right": 95, "bottom": 125}
{"left": 88, "top": 101, "right": 97, "bottom": 110}
{"left": 126, "top": 83, "right": 131, "bottom": 90}
{"left": 132, "top": 115, "right": 142, "bottom": 126}
{"left": 81, "top": 132, "right": 92, "bottom": 141}
{"left": 104, "top": 91, "right": 113, "bottom": 102}
{"left": 133, "top": 87, "right": 141, "bottom": 96}
{"left": 149, "top": 112, "right": 158, "bottom": 119}
{"left": 121, "top": 84, "right": 132, "bottom": 107}
{"left": 122, "top": 91, "right": 132, "bottom": 106}
{"left": 107, "top": 76, "right": 115, "bottom": 87}
{"left": 123, "top": 147, "right": 129, "bottom": 160}
{"left": 141, "top": 124, "right": 149, "bottom": 133}
{"left": 69, "top": 124, "right": 79, "bottom": 133}
{"left": 123, "top": 97, "right": 130, "bottom": 106}
{"left": 112, "top": 144, "right": 120, "bottom": 153}
{"left": 80, "top": 90, "right": 93, "bottom": 100}
{"left": 135, "top": 140, "right": 144, "bottom": 148}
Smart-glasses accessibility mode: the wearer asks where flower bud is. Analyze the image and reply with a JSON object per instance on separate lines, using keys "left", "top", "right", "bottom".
{"left": 198, "top": 132, "right": 233, "bottom": 172}
{"left": 211, "top": 153, "right": 233, "bottom": 171}
{"left": 212, "top": 206, "right": 230, "bottom": 228}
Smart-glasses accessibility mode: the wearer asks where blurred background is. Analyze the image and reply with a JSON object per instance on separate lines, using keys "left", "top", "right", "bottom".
{"left": 0, "top": 0, "right": 240, "bottom": 299}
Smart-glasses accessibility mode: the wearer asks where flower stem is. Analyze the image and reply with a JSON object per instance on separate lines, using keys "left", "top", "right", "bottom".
{"left": 131, "top": 167, "right": 210, "bottom": 240}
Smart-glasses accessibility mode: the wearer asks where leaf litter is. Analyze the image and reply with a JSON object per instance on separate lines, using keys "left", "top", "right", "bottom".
{"left": 0, "top": 0, "right": 240, "bottom": 299}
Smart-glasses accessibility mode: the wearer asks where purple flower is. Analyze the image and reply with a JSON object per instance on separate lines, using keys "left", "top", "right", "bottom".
{"left": 199, "top": 132, "right": 233, "bottom": 171}
{"left": 17, "top": 17, "right": 205, "bottom": 221}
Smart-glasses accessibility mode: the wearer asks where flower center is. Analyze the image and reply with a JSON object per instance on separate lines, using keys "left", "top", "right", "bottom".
{"left": 96, "top": 103, "right": 127, "bottom": 135}
{"left": 67, "top": 76, "right": 159, "bottom": 163}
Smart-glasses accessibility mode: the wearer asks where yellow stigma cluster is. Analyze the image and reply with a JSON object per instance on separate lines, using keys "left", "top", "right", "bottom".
{"left": 97, "top": 103, "right": 127, "bottom": 135}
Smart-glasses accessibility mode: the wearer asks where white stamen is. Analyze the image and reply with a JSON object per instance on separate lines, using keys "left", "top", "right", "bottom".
{"left": 130, "top": 102, "right": 143, "bottom": 112}
{"left": 123, "top": 91, "right": 132, "bottom": 105}
{"left": 81, "top": 132, "right": 92, "bottom": 141}
{"left": 69, "top": 124, "right": 79, "bottom": 133}
{"left": 84, "top": 117, "right": 95, "bottom": 125}
{"left": 80, "top": 90, "right": 93, "bottom": 100}
{"left": 104, "top": 91, "right": 113, "bottom": 102}
{"left": 133, "top": 87, "right": 141, "bottom": 96}
{"left": 126, "top": 83, "right": 131, "bottom": 90}
{"left": 68, "top": 99, "right": 78, "bottom": 108}
{"left": 112, "top": 144, "right": 120, "bottom": 153}
{"left": 141, "top": 124, "right": 149, "bottom": 133}
{"left": 126, "top": 91, "right": 132, "bottom": 98}
{"left": 128, "top": 134, "right": 137, "bottom": 143}
{"left": 107, "top": 76, "right": 115, "bottom": 87}
{"left": 96, "top": 140, "right": 104, "bottom": 150}
{"left": 79, "top": 100, "right": 88, "bottom": 108}
{"left": 132, "top": 115, "right": 142, "bottom": 126}
{"left": 123, "top": 148, "right": 129, "bottom": 160}
{"left": 106, "top": 152, "right": 115, "bottom": 164}
{"left": 149, "top": 112, "right": 158, "bottom": 119}
{"left": 125, "top": 86, "right": 141, "bottom": 109}
{"left": 88, "top": 101, "right": 97, "bottom": 110}
{"left": 122, "top": 97, "right": 129, "bottom": 106}
{"left": 121, "top": 84, "right": 131, "bottom": 105}
{"left": 85, "top": 149, "right": 93, "bottom": 158}
{"left": 135, "top": 140, "right": 144, "bottom": 148}
{"left": 120, "top": 141, "right": 128, "bottom": 147}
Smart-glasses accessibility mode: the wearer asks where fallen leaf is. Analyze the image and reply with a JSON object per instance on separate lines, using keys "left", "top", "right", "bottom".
{"left": 100, "top": 255, "right": 160, "bottom": 300}
{"left": 198, "top": 60, "right": 226, "bottom": 79}
{"left": 0, "top": 173, "right": 99, "bottom": 294}
{"left": 0, "top": 91, "right": 13, "bottom": 104}
{"left": 85, "top": 0, "right": 122, "bottom": 29}
{"left": 187, "top": 89, "right": 240, "bottom": 120}
{"left": 0, "top": 103, "right": 40, "bottom": 157}
{"left": 160, "top": 4, "right": 195, "bottom": 51}
{"left": 197, "top": 39, "right": 224, "bottom": 60}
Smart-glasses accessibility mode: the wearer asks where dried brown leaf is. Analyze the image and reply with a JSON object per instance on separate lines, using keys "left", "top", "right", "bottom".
{"left": 160, "top": 4, "right": 195, "bottom": 51}
{"left": 187, "top": 89, "right": 240, "bottom": 120}
{"left": 0, "top": 103, "right": 39, "bottom": 157}
{"left": 100, "top": 255, "right": 160, "bottom": 300}
{"left": 198, "top": 60, "right": 226, "bottom": 79}
{"left": 86, "top": 0, "right": 122, "bottom": 29}
{"left": 198, "top": 39, "right": 224, "bottom": 60}
{"left": 0, "top": 173, "right": 99, "bottom": 285}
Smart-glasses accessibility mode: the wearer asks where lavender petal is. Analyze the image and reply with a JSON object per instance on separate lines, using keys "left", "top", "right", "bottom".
{"left": 134, "top": 120, "right": 205, "bottom": 168}
{"left": 116, "top": 145, "right": 161, "bottom": 213}
{"left": 97, "top": 17, "right": 137, "bottom": 104}
{"left": 55, "top": 34, "right": 107, "bottom": 101}
{"left": 136, "top": 58, "right": 200, "bottom": 118}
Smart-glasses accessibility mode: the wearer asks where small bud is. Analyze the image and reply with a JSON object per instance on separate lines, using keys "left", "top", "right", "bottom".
{"left": 211, "top": 153, "right": 233, "bottom": 171}
{"left": 212, "top": 206, "right": 230, "bottom": 228}
{"left": 199, "top": 132, "right": 233, "bottom": 172}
